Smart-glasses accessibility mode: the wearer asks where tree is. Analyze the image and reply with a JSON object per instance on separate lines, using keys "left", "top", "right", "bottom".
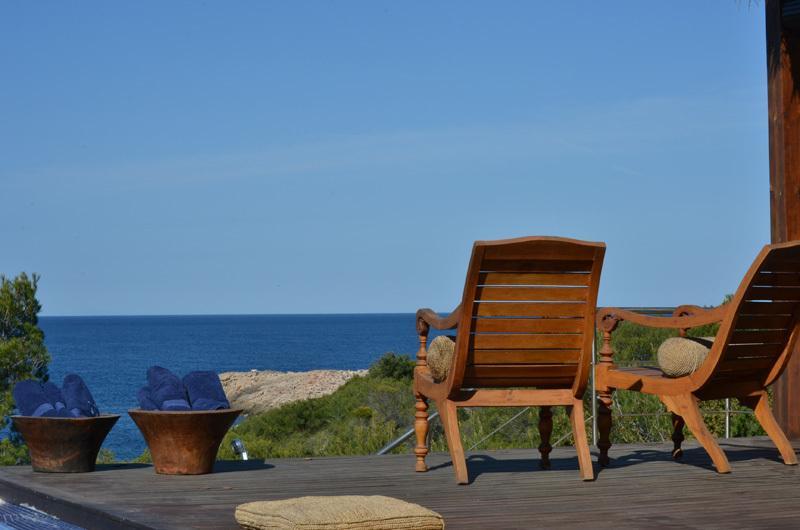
{"left": 0, "top": 273, "right": 50, "bottom": 465}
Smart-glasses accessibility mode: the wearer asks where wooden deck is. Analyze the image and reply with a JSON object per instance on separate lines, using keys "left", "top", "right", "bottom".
{"left": 0, "top": 437, "right": 798, "bottom": 529}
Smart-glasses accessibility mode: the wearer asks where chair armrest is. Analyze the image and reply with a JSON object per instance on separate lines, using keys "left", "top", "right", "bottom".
{"left": 595, "top": 304, "right": 730, "bottom": 373}
{"left": 416, "top": 304, "right": 462, "bottom": 335}
{"left": 596, "top": 304, "right": 730, "bottom": 332}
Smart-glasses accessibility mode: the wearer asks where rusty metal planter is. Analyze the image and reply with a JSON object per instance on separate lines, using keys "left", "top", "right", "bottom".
{"left": 12, "top": 414, "right": 120, "bottom": 473}
{"left": 129, "top": 409, "right": 241, "bottom": 475}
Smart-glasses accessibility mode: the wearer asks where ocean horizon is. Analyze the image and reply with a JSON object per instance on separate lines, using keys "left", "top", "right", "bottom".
{"left": 38, "top": 313, "right": 423, "bottom": 460}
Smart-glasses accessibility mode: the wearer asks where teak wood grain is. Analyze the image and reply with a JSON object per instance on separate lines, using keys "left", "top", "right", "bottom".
{"left": 595, "top": 241, "right": 800, "bottom": 474}
{"left": 474, "top": 302, "right": 586, "bottom": 317}
{"left": 413, "top": 236, "right": 605, "bottom": 483}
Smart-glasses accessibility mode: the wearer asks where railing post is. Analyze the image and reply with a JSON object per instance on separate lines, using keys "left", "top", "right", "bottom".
{"left": 725, "top": 398, "right": 731, "bottom": 439}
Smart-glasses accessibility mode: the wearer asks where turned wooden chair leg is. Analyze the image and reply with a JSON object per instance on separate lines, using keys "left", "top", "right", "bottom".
{"left": 662, "top": 394, "right": 731, "bottom": 474}
{"left": 597, "top": 389, "right": 613, "bottom": 466}
{"left": 741, "top": 392, "right": 798, "bottom": 466}
{"left": 569, "top": 398, "right": 594, "bottom": 481}
{"left": 671, "top": 412, "right": 685, "bottom": 460}
{"left": 538, "top": 406, "right": 553, "bottom": 470}
{"left": 414, "top": 393, "right": 429, "bottom": 472}
{"left": 438, "top": 399, "right": 468, "bottom": 484}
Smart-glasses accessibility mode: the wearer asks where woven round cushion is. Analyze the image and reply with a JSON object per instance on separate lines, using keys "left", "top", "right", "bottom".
{"left": 235, "top": 495, "right": 445, "bottom": 530}
{"left": 657, "top": 336, "right": 715, "bottom": 377}
{"left": 426, "top": 335, "right": 455, "bottom": 382}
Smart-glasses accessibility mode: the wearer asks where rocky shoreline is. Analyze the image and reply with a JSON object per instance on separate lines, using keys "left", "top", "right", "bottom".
{"left": 220, "top": 369, "right": 367, "bottom": 415}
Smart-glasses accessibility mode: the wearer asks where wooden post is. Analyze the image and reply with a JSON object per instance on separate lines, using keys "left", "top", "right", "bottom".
{"left": 413, "top": 317, "right": 430, "bottom": 471}
{"left": 595, "top": 314, "right": 618, "bottom": 465}
{"left": 767, "top": 0, "right": 800, "bottom": 439}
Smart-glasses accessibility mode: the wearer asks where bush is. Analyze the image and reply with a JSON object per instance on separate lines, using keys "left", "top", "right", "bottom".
{"left": 96, "top": 449, "right": 116, "bottom": 464}
{"left": 368, "top": 352, "right": 415, "bottom": 380}
{"left": 0, "top": 273, "right": 50, "bottom": 465}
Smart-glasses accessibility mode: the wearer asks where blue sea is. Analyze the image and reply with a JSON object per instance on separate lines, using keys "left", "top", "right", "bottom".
{"left": 39, "top": 314, "right": 419, "bottom": 460}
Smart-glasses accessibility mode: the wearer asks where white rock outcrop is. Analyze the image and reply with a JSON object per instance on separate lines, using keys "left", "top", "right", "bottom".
{"left": 220, "top": 369, "right": 367, "bottom": 415}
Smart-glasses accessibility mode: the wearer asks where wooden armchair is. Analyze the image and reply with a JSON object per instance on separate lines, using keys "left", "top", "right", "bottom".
{"left": 596, "top": 241, "right": 800, "bottom": 473}
{"left": 413, "top": 236, "right": 606, "bottom": 483}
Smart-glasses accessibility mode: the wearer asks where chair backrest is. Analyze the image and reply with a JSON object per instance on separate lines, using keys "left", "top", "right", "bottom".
{"left": 445, "top": 236, "right": 605, "bottom": 397}
{"left": 693, "top": 241, "right": 800, "bottom": 393}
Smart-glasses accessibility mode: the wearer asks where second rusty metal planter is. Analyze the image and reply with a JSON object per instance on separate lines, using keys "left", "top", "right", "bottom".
{"left": 129, "top": 409, "right": 241, "bottom": 475}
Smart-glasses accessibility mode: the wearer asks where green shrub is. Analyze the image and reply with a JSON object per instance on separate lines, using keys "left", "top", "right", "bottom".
{"left": 368, "top": 352, "right": 415, "bottom": 380}
{"left": 0, "top": 273, "right": 50, "bottom": 465}
{"left": 131, "top": 449, "right": 152, "bottom": 464}
{"left": 96, "top": 449, "right": 116, "bottom": 464}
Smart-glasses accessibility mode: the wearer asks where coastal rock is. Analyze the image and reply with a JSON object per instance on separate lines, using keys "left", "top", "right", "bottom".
{"left": 219, "top": 369, "right": 367, "bottom": 415}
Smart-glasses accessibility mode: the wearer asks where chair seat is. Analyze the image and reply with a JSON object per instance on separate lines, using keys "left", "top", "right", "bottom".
{"left": 603, "top": 365, "right": 690, "bottom": 395}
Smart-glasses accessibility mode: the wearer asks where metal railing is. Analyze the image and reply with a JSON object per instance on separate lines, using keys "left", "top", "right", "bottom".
{"left": 377, "top": 306, "right": 752, "bottom": 455}
{"left": 377, "top": 412, "right": 439, "bottom": 455}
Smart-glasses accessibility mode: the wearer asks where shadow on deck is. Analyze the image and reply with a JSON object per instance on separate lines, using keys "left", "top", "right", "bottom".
{"left": 0, "top": 437, "right": 798, "bottom": 529}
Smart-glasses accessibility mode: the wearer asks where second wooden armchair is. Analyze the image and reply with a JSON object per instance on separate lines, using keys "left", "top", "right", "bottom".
{"left": 595, "top": 241, "right": 800, "bottom": 473}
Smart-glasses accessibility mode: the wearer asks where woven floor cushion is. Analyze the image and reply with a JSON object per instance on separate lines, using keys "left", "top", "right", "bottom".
{"left": 657, "top": 336, "right": 715, "bottom": 377}
{"left": 426, "top": 335, "right": 455, "bottom": 382}
{"left": 235, "top": 495, "right": 444, "bottom": 530}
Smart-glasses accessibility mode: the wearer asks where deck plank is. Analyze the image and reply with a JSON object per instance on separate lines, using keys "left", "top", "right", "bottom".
{"left": 0, "top": 437, "right": 797, "bottom": 529}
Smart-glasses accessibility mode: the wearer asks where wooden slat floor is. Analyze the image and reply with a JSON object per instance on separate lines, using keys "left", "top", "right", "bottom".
{"left": 0, "top": 437, "right": 798, "bottom": 529}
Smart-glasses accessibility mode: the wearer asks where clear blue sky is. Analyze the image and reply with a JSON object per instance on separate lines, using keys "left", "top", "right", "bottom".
{"left": 1, "top": 1, "right": 770, "bottom": 316}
